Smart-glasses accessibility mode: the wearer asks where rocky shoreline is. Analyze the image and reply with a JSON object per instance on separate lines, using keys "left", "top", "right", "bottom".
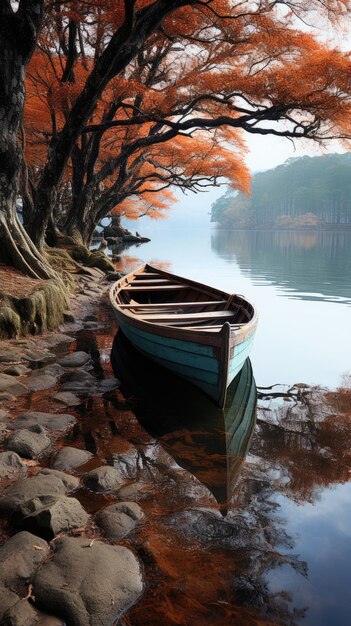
{"left": 0, "top": 268, "right": 146, "bottom": 625}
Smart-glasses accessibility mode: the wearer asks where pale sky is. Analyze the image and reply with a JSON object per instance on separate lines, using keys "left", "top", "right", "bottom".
{"left": 244, "top": 133, "right": 348, "bottom": 173}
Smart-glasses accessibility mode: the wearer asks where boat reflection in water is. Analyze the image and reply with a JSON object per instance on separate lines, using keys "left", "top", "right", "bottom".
{"left": 111, "top": 330, "right": 257, "bottom": 509}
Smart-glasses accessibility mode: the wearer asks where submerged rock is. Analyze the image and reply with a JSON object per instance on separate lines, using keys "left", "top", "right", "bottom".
{"left": 52, "top": 446, "right": 93, "bottom": 470}
{"left": 96, "top": 501, "right": 144, "bottom": 540}
{"left": 5, "top": 425, "right": 51, "bottom": 459}
{"left": 33, "top": 537, "right": 143, "bottom": 626}
{"left": 83, "top": 466, "right": 125, "bottom": 492}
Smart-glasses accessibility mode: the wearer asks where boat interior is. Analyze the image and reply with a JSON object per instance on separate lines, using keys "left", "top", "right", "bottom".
{"left": 116, "top": 266, "right": 255, "bottom": 330}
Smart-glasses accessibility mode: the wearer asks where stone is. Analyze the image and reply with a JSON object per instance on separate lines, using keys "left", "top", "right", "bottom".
{"left": 38, "top": 363, "right": 65, "bottom": 378}
{"left": 60, "top": 369, "right": 95, "bottom": 383}
{"left": 0, "top": 451, "right": 26, "bottom": 479}
{"left": 83, "top": 466, "right": 125, "bottom": 492}
{"left": 0, "top": 392, "right": 16, "bottom": 402}
{"left": 0, "top": 352, "right": 24, "bottom": 363}
{"left": 0, "top": 588, "right": 21, "bottom": 622}
{"left": 26, "top": 374, "right": 57, "bottom": 392}
{"left": 63, "top": 311, "right": 75, "bottom": 323}
{"left": 77, "top": 266, "right": 105, "bottom": 278}
{"left": 0, "top": 373, "right": 28, "bottom": 396}
{"left": 106, "top": 271, "right": 123, "bottom": 281}
{"left": 43, "top": 333, "right": 74, "bottom": 347}
{"left": 0, "top": 531, "right": 49, "bottom": 587}
{"left": 3, "top": 364, "right": 31, "bottom": 376}
{"left": 5, "top": 425, "right": 51, "bottom": 459}
{"left": 17, "top": 495, "right": 90, "bottom": 538}
{"left": 0, "top": 469, "right": 79, "bottom": 514}
{"left": 10, "top": 411, "right": 76, "bottom": 432}
{"left": 99, "top": 378, "right": 120, "bottom": 391}
{"left": 60, "top": 380, "right": 98, "bottom": 394}
{"left": 0, "top": 409, "right": 8, "bottom": 419}
{"left": 53, "top": 391, "right": 81, "bottom": 406}
{"left": 23, "top": 350, "right": 55, "bottom": 363}
{"left": 58, "top": 351, "right": 91, "bottom": 367}
{"left": 52, "top": 447, "right": 93, "bottom": 470}
{"left": 1, "top": 598, "right": 38, "bottom": 625}
{"left": 32, "top": 537, "right": 143, "bottom": 626}
{"left": 96, "top": 502, "right": 144, "bottom": 540}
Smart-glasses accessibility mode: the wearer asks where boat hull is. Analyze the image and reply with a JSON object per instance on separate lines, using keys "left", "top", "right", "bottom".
{"left": 114, "top": 314, "right": 255, "bottom": 408}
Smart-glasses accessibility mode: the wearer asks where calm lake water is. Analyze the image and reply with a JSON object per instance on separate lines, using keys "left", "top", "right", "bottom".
{"left": 110, "top": 227, "right": 351, "bottom": 626}
{"left": 116, "top": 227, "right": 351, "bottom": 388}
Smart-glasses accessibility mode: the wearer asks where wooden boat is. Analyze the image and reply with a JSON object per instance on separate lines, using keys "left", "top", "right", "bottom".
{"left": 109, "top": 263, "right": 258, "bottom": 409}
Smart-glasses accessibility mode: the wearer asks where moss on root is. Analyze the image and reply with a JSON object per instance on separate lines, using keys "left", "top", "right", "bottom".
{"left": 0, "top": 305, "right": 22, "bottom": 338}
{"left": 86, "top": 250, "right": 115, "bottom": 272}
{"left": 54, "top": 240, "right": 115, "bottom": 273}
{"left": 0, "top": 279, "right": 71, "bottom": 339}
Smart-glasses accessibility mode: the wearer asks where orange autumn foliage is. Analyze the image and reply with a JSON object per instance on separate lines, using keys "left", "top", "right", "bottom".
{"left": 23, "top": 0, "right": 351, "bottom": 240}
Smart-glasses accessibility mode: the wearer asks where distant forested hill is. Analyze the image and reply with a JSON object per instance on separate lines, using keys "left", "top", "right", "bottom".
{"left": 211, "top": 153, "right": 351, "bottom": 228}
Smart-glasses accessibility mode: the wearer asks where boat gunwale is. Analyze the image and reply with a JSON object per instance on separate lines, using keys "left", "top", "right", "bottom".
{"left": 109, "top": 264, "right": 258, "bottom": 348}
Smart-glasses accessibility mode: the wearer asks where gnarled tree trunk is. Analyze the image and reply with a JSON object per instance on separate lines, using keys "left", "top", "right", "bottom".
{"left": 0, "top": 1, "right": 55, "bottom": 280}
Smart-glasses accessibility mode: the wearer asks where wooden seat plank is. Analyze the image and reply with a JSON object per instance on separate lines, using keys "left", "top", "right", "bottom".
{"left": 119, "top": 300, "right": 227, "bottom": 309}
{"left": 121, "top": 285, "right": 186, "bottom": 291}
{"left": 129, "top": 279, "right": 177, "bottom": 285}
{"left": 139, "top": 310, "right": 235, "bottom": 322}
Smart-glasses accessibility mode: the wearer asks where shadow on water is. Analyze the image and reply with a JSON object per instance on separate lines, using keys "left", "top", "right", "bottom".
{"left": 111, "top": 331, "right": 257, "bottom": 512}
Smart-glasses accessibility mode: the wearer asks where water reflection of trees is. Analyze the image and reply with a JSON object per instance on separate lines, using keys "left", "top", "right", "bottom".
{"left": 121, "top": 376, "right": 351, "bottom": 626}
{"left": 211, "top": 230, "right": 351, "bottom": 301}
{"left": 254, "top": 381, "right": 351, "bottom": 503}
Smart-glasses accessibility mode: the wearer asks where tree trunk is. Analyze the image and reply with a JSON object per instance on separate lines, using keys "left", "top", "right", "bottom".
{"left": 29, "top": 0, "right": 188, "bottom": 249}
{"left": 0, "top": 1, "right": 55, "bottom": 279}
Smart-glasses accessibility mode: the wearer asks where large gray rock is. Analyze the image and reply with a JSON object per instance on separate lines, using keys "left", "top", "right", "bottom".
{"left": 0, "top": 373, "right": 28, "bottom": 397}
{"left": 26, "top": 374, "right": 57, "bottom": 392}
{"left": 0, "top": 532, "right": 50, "bottom": 624}
{"left": 0, "top": 531, "right": 49, "bottom": 587}
{"left": 5, "top": 425, "right": 51, "bottom": 459}
{"left": 0, "top": 451, "right": 26, "bottom": 479}
{"left": 83, "top": 466, "right": 125, "bottom": 493}
{"left": 17, "top": 495, "right": 90, "bottom": 538}
{"left": 51, "top": 447, "right": 93, "bottom": 471}
{"left": 58, "top": 351, "right": 91, "bottom": 367}
{"left": 96, "top": 502, "right": 144, "bottom": 540}
{"left": 9, "top": 411, "right": 76, "bottom": 432}
{"left": 33, "top": 537, "right": 143, "bottom": 626}
{"left": 0, "top": 469, "right": 79, "bottom": 514}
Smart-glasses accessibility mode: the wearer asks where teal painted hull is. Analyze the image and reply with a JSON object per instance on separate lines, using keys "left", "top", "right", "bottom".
{"left": 117, "top": 317, "right": 255, "bottom": 407}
